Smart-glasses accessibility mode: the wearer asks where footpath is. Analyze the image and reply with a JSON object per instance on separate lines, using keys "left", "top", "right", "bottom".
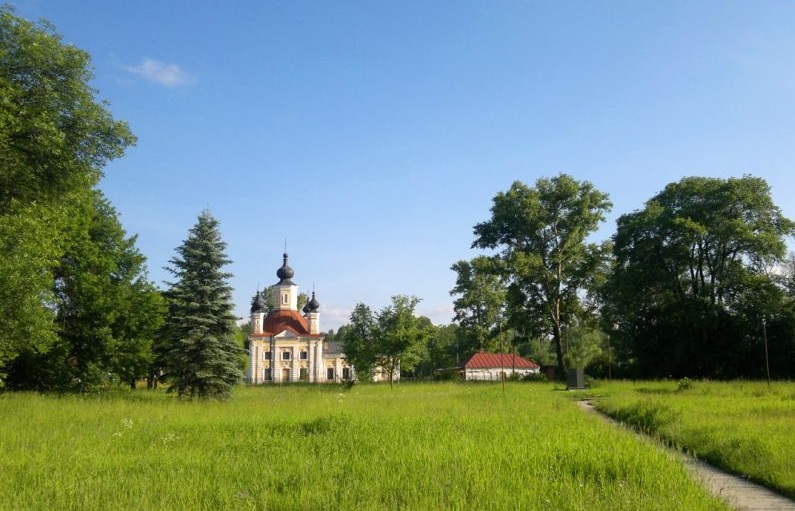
{"left": 577, "top": 400, "right": 795, "bottom": 511}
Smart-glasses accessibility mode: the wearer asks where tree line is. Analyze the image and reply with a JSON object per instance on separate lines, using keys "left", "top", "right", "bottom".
{"left": 448, "top": 174, "right": 795, "bottom": 380}
{"left": 4, "top": 8, "right": 794, "bottom": 396}
{"left": 338, "top": 173, "right": 795, "bottom": 382}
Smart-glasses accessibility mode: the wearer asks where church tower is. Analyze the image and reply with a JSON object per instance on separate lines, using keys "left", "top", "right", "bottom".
{"left": 305, "top": 291, "right": 320, "bottom": 334}
{"left": 250, "top": 290, "right": 266, "bottom": 334}
{"left": 272, "top": 253, "right": 298, "bottom": 311}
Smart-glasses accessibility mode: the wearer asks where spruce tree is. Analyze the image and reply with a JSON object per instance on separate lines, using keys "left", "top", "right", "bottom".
{"left": 160, "top": 211, "right": 243, "bottom": 399}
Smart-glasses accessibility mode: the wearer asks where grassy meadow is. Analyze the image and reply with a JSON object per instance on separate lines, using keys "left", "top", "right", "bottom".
{"left": 593, "top": 380, "right": 795, "bottom": 499}
{"left": 0, "top": 382, "right": 731, "bottom": 511}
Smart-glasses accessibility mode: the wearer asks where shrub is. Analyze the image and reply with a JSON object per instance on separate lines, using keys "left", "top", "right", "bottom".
{"left": 677, "top": 377, "right": 695, "bottom": 392}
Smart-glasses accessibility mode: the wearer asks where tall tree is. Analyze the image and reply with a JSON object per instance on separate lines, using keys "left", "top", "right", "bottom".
{"left": 338, "top": 303, "right": 378, "bottom": 381}
{"left": 160, "top": 211, "right": 243, "bottom": 399}
{"left": 472, "top": 174, "right": 612, "bottom": 378}
{"left": 417, "top": 323, "right": 461, "bottom": 378}
{"left": 375, "top": 295, "right": 429, "bottom": 386}
{"left": 6, "top": 192, "right": 163, "bottom": 391}
{"left": 608, "top": 175, "right": 795, "bottom": 378}
{"left": 53, "top": 193, "right": 163, "bottom": 390}
{"left": 450, "top": 256, "right": 506, "bottom": 353}
{"left": 0, "top": 7, "right": 135, "bottom": 380}
{"left": 338, "top": 296, "right": 430, "bottom": 385}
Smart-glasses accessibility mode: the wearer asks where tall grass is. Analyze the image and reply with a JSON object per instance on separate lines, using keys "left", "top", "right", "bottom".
{"left": 594, "top": 380, "right": 795, "bottom": 499}
{"left": 0, "top": 383, "right": 728, "bottom": 510}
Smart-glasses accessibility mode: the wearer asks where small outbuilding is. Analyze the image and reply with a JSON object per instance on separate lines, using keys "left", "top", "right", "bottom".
{"left": 463, "top": 353, "right": 540, "bottom": 381}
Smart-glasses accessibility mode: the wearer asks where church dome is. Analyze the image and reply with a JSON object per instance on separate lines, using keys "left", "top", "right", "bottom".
{"left": 307, "top": 291, "right": 320, "bottom": 312}
{"left": 250, "top": 291, "right": 266, "bottom": 313}
{"left": 276, "top": 253, "right": 295, "bottom": 284}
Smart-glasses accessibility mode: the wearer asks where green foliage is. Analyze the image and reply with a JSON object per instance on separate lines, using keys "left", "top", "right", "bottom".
{"left": 160, "top": 211, "right": 244, "bottom": 400}
{"left": 450, "top": 256, "right": 506, "bottom": 353}
{"left": 676, "top": 377, "right": 695, "bottom": 392}
{"left": 522, "top": 371, "right": 549, "bottom": 382}
{"left": 0, "top": 384, "right": 731, "bottom": 510}
{"left": 297, "top": 292, "right": 308, "bottom": 312}
{"left": 607, "top": 175, "right": 795, "bottom": 378}
{"left": 375, "top": 295, "right": 430, "bottom": 385}
{"left": 0, "top": 7, "right": 135, "bottom": 380}
{"left": 5, "top": 192, "right": 164, "bottom": 391}
{"left": 0, "top": 7, "right": 134, "bottom": 210}
{"left": 339, "top": 296, "right": 433, "bottom": 384}
{"left": 564, "top": 324, "right": 603, "bottom": 369}
{"left": 472, "top": 174, "right": 612, "bottom": 377}
{"left": 0, "top": 202, "right": 63, "bottom": 379}
{"left": 526, "top": 338, "right": 555, "bottom": 367}
{"left": 338, "top": 303, "right": 378, "bottom": 381}
{"left": 417, "top": 323, "right": 462, "bottom": 377}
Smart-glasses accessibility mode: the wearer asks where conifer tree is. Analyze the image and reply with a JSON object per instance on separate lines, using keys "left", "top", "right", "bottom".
{"left": 160, "top": 211, "right": 243, "bottom": 399}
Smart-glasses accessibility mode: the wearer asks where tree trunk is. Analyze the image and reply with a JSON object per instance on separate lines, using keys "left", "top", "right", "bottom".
{"left": 552, "top": 322, "right": 566, "bottom": 381}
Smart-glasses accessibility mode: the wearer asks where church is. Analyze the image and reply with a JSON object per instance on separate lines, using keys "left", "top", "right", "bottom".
{"left": 245, "top": 253, "right": 352, "bottom": 384}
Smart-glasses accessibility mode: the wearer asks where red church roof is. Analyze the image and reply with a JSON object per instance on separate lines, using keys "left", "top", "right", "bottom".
{"left": 257, "top": 309, "right": 319, "bottom": 337}
{"left": 464, "top": 353, "right": 539, "bottom": 370}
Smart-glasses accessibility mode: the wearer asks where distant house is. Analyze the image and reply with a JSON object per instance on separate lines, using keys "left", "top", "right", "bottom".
{"left": 463, "top": 353, "right": 540, "bottom": 381}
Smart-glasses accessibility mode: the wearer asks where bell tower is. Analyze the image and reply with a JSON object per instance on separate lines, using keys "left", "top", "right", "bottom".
{"left": 272, "top": 253, "right": 298, "bottom": 311}
{"left": 250, "top": 290, "right": 266, "bottom": 334}
{"left": 305, "top": 291, "right": 320, "bottom": 334}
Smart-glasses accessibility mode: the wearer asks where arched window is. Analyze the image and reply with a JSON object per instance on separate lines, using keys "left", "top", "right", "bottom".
{"left": 282, "top": 293, "right": 288, "bottom": 305}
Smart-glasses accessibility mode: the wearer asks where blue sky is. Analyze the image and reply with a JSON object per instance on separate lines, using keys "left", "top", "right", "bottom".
{"left": 12, "top": 1, "right": 795, "bottom": 330}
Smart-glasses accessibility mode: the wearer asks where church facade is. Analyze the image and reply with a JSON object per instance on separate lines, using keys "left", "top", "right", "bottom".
{"left": 245, "top": 254, "right": 352, "bottom": 384}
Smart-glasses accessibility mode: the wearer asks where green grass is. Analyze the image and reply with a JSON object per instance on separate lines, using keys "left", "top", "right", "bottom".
{"left": 0, "top": 383, "right": 729, "bottom": 510}
{"left": 593, "top": 380, "right": 795, "bottom": 499}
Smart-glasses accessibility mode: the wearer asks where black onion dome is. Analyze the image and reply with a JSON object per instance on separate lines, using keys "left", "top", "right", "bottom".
{"left": 276, "top": 253, "right": 295, "bottom": 284}
{"left": 308, "top": 291, "right": 320, "bottom": 312}
{"left": 302, "top": 299, "right": 311, "bottom": 314}
{"left": 250, "top": 291, "right": 266, "bottom": 313}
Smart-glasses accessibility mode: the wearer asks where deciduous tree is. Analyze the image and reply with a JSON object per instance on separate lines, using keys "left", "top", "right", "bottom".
{"left": 0, "top": 7, "right": 134, "bottom": 381}
{"left": 608, "top": 175, "right": 795, "bottom": 378}
{"left": 338, "top": 303, "right": 378, "bottom": 381}
{"left": 472, "top": 174, "right": 612, "bottom": 378}
{"left": 450, "top": 256, "right": 506, "bottom": 353}
{"left": 375, "top": 295, "right": 429, "bottom": 386}
{"left": 339, "top": 296, "right": 431, "bottom": 385}
{"left": 6, "top": 192, "right": 163, "bottom": 391}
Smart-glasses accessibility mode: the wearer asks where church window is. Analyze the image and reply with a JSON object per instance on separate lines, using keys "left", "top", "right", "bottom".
{"left": 263, "top": 351, "right": 271, "bottom": 360}
{"left": 300, "top": 351, "right": 308, "bottom": 360}
{"left": 326, "top": 368, "right": 335, "bottom": 381}
{"left": 299, "top": 368, "right": 308, "bottom": 381}
{"left": 282, "top": 293, "right": 288, "bottom": 305}
{"left": 282, "top": 351, "right": 291, "bottom": 361}
{"left": 264, "top": 368, "right": 272, "bottom": 380}
{"left": 342, "top": 367, "right": 351, "bottom": 380}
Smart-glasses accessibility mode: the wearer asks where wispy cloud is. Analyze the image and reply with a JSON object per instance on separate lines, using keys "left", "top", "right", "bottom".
{"left": 124, "top": 58, "right": 197, "bottom": 87}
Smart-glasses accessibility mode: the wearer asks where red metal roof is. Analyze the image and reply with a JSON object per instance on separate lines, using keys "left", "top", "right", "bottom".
{"left": 260, "top": 309, "right": 313, "bottom": 336}
{"left": 464, "top": 352, "right": 539, "bottom": 370}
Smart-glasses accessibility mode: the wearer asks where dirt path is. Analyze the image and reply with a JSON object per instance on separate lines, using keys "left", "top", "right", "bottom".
{"left": 577, "top": 400, "right": 795, "bottom": 511}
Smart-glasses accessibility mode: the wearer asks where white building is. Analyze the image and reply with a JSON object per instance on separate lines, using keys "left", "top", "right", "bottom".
{"left": 246, "top": 254, "right": 351, "bottom": 384}
{"left": 462, "top": 353, "right": 540, "bottom": 381}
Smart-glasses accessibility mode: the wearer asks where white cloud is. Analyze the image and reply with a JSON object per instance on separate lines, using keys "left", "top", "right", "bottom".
{"left": 124, "top": 58, "right": 197, "bottom": 87}
{"left": 420, "top": 302, "right": 455, "bottom": 326}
